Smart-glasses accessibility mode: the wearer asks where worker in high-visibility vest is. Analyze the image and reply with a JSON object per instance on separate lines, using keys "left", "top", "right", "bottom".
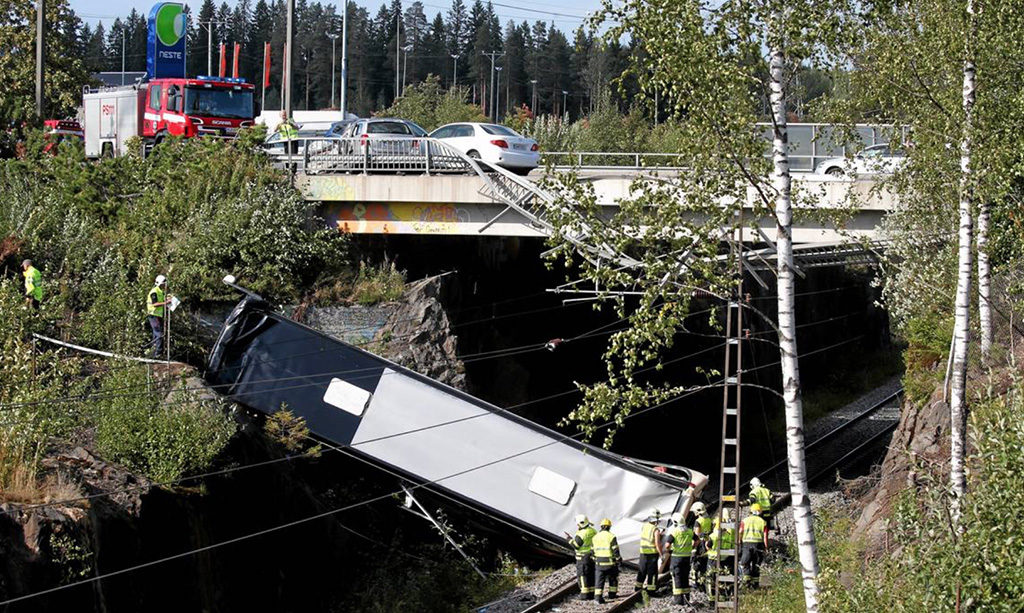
{"left": 146, "top": 275, "right": 172, "bottom": 358}
{"left": 276, "top": 110, "right": 299, "bottom": 155}
{"left": 567, "top": 514, "right": 597, "bottom": 600}
{"left": 664, "top": 511, "right": 697, "bottom": 605}
{"left": 635, "top": 509, "right": 663, "bottom": 596}
{"left": 707, "top": 507, "right": 736, "bottom": 597}
{"left": 690, "top": 501, "right": 713, "bottom": 591}
{"left": 21, "top": 259, "right": 42, "bottom": 309}
{"left": 748, "top": 477, "right": 775, "bottom": 528}
{"left": 739, "top": 503, "right": 769, "bottom": 588}
{"left": 592, "top": 518, "right": 621, "bottom": 605}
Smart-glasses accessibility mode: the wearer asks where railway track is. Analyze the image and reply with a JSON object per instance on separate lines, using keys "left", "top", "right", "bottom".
{"left": 514, "top": 383, "right": 904, "bottom": 613}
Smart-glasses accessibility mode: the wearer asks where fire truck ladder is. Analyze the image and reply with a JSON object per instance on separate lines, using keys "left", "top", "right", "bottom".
{"left": 713, "top": 225, "right": 745, "bottom": 612}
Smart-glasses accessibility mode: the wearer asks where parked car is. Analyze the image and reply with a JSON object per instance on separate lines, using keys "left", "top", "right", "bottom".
{"left": 338, "top": 118, "right": 428, "bottom": 156}
{"left": 429, "top": 123, "right": 539, "bottom": 174}
{"left": 815, "top": 143, "right": 906, "bottom": 177}
{"left": 262, "top": 128, "right": 320, "bottom": 161}
{"left": 324, "top": 120, "right": 355, "bottom": 138}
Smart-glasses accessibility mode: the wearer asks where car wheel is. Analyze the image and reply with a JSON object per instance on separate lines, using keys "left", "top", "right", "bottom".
{"left": 825, "top": 167, "right": 844, "bottom": 177}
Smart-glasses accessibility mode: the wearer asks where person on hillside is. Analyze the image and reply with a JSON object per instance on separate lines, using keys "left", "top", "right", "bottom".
{"left": 567, "top": 514, "right": 597, "bottom": 601}
{"left": 748, "top": 477, "right": 775, "bottom": 528}
{"left": 21, "top": 259, "right": 42, "bottom": 309}
{"left": 635, "top": 509, "right": 663, "bottom": 596}
{"left": 147, "top": 275, "right": 172, "bottom": 358}
{"left": 664, "top": 511, "right": 697, "bottom": 605}
{"left": 739, "top": 504, "right": 769, "bottom": 588}
{"left": 592, "top": 518, "right": 621, "bottom": 604}
{"left": 691, "top": 501, "right": 713, "bottom": 591}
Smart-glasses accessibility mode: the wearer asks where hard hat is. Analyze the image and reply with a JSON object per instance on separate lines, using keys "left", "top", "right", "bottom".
{"left": 671, "top": 512, "right": 684, "bottom": 525}
{"left": 721, "top": 508, "right": 732, "bottom": 521}
{"left": 647, "top": 508, "right": 661, "bottom": 521}
{"left": 691, "top": 502, "right": 707, "bottom": 516}
{"left": 21, "top": 259, "right": 31, "bottom": 268}
{"left": 575, "top": 514, "right": 589, "bottom": 526}
{"left": 600, "top": 518, "right": 612, "bottom": 528}
{"left": 155, "top": 274, "right": 167, "bottom": 285}
{"left": 751, "top": 503, "right": 762, "bottom": 514}
{"left": 750, "top": 477, "right": 762, "bottom": 488}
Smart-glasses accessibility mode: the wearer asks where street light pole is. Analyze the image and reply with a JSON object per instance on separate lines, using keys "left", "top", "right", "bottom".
{"left": 530, "top": 79, "right": 537, "bottom": 116}
{"left": 35, "top": 0, "right": 44, "bottom": 117}
{"left": 285, "top": 0, "right": 293, "bottom": 116}
{"left": 451, "top": 53, "right": 458, "bottom": 88}
{"left": 340, "top": 2, "right": 348, "bottom": 117}
{"left": 328, "top": 33, "right": 338, "bottom": 108}
{"left": 121, "top": 30, "right": 126, "bottom": 85}
{"left": 395, "top": 10, "right": 401, "bottom": 100}
{"left": 481, "top": 51, "right": 503, "bottom": 122}
{"left": 402, "top": 44, "right": 413, "bottom": 93}
{"left": 562, "top": 89, "right": 568, "bottom": 119}
{"left": 495, "top": 66, "right": 503, "bottom": 120}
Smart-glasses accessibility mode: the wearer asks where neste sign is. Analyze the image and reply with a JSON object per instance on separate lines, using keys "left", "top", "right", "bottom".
{"left": 147, "top": 3, "right": 187, "bottom": 79}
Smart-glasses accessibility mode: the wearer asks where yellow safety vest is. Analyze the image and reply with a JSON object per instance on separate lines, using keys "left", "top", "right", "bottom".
{"left": 572, "top": 525, "right": 596, "bottom": 558}
{"left": 668, "top": 526, "right": 694, "bottom": 557}
{"left": 695, "top": 516, "right": 713, "bottom": 537}
{"left": 23, "top": 266, "right": 42, "bottom": 301}
{"left": 147, "top": 285, "right": 165, "bottom": 317}
{"left": 639, "top": 521, "right": 658, "bottom": 554}
{"left": 708, "top": 528, "right": 735, "bottom": 559}
{"left": 750, "top": 486, "right": 774, "bottom": 512}
{"left": 277, "top": 119, "right": 298, "bottom": 141}
{"left": 592, "top": 530, "right": 619, "bottom": 566}
{"left": 742, "top": 516, "right": 767, "bottom": 544}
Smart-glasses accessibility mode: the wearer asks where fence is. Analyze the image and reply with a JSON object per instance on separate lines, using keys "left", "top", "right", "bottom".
{"left": 270, "top": 136, "right": 477, "bottom": 175}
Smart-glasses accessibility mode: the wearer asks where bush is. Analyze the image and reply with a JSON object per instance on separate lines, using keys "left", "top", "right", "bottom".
{"left": 376, "top": 75, "right": 487, "bottom": 131}
{"left": 350, "top": 260, "right": 406, "bottom": 306}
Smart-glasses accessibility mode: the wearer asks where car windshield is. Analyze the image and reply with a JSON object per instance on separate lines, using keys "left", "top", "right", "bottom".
{"left": 859, "top": 145, "right": 889, "bottom": 158}
{"left": 184, "top": 86, "right": 253, "bottom": 119}
{"left": 481, "top": 124, "right": 520, "bottom": 137}
{"left": 367, "top": 121, "right": 413, "bottom": 135}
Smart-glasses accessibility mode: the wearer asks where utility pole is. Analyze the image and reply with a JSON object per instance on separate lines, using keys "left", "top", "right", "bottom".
{"left": 395, "top": 10, "right": 402, "bottom": 100}
{"left": 199, "top": 20, "right": 226, "bottom": 76}
{"left": 481, "top": 51, "right": 503, "bottom": 122}
{"left": 35, "top": 0, "right": 44, "bottom": 117}
{"left": 340, "top": 1, "right": 348, "bottom": 118}
{"left": 284, "top": 0, "right": 293, "bottom": 116}
{"left": 120, "top": 30, "right": 126, "bottom": 85}
{"left": 451, "top": 53, "right": 459, "bottom": 88}
{"left": 495, "top": 66, "right": 502, "bottom": 120}
{"left": 561, "top": 89, "right": 568, "bottom": 119}
{"left": 530, "top": 79, "right": 537, "bottom": 116}
{"left": 328, "top": 32, "right": 339, "bottom": 108}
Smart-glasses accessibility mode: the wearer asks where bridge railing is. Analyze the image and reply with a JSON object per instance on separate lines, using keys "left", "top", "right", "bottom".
{"left": 271, "top": 136, "right": 476, "bottom": 175}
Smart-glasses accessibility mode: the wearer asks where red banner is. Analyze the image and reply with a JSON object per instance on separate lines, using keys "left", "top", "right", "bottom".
{"left": 218, "top": 43, "right": 226, "bottom": 78}
{"left": 232, "top": 42, "right": 240, "bottom": 78}
{"left": 263, "top": 42, "right": 271, "bottom": 88}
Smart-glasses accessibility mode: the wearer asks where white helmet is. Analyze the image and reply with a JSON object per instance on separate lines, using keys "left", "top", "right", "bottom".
{"left": 575, "top": 514, "right": 589, "bottom": 526}
{"left": 648, "top": 508, "right": 661, "bottom": 521}
{"left": 671, "top": 512, "right": 684, "bottom": 525}
{"left": 720, "top": 508, "right": 732, "bottom": 522}
{"left": 155, "top": 274, "right": 167, "bottom": 285}
{"left": 691, "top": 502, "right": 707, "bottom": 516}
{"left": 750, "top": 477, "right": 762, "bottom": 488}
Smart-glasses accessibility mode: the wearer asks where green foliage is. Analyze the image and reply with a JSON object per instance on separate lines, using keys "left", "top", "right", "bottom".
{"left": 375, "top": 75, "right": 487, "bottom": 131}
{"left": 91, "top": 367, "right": 236, "bottom": 483}
{"left": 265, "top": 408, "right": 321, "bottom": 458}
{"left": 350, "top": 260, "right": 406, "bottom": 306}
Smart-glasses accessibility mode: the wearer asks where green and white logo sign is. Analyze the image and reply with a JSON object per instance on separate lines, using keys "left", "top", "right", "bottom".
{"left": 155, "top": 3, "right": 186, "bottom": 46}
{"left": 148, "top": 2, "right": 187, "bottom": 78}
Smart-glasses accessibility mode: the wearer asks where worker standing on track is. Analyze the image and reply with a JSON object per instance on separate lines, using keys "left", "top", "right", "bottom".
{"left": 22, "top": 259, "right": 42, "bottom": 309}
{"left": 664, "top": 511, "right": 697, "bottom": 605}
{"left": 739, "top": 504, "right": 769, "bottom": 588}
{"left": 748, "top": 477, "right": 775, "bottom": 529}
{"left": 635, "top": 509, "right": 663, "bottom": 596}
{"left": 691, "top": 501, "right": 713, "bottom": 591}
{"left": 592, "top": 518, "right": 621, "bottom": 605}
{"left": 146, "top": 275, "right": 172, "bottom": 358}
{"left": 567, "top": 514, "right": 596, "bottom": 601}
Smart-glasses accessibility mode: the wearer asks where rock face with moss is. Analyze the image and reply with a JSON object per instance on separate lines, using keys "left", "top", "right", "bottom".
{"left": 301, "top": 273, "right": 466, "bottom": 390}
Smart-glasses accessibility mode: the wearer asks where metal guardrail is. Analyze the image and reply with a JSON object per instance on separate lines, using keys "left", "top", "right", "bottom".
{"left": 269, "top": 136, "right": 477, "bottom": 175}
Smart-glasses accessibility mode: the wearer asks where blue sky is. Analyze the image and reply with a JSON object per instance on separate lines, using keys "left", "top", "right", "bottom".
{"left": 72, "top": 0, "right": 605, "bottom": 31}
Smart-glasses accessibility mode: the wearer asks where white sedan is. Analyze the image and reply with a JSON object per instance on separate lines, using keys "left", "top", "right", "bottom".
{"left": 815, "top": 143, "right": 906, "bottom": 177}
{"left": 429, "top": 122, "right": 539, "bottom": 175}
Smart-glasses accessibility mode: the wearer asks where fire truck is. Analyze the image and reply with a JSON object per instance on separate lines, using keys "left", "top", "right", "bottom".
{"left": 83, "top": 76, "right": 255, "bottom": 157}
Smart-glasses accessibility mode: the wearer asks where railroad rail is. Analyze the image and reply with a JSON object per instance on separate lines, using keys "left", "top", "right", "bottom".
{"left": 517, "top": 575, "right": 651, "bottom": 613}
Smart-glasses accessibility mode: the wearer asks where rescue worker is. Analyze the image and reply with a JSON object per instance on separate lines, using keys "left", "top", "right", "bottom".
{"left": 664, "top": 511, "right": 697, "bottom": 605}
{"left": 635, "top": 509, "right": 663, "bottom": 596}
{"left": 739, "top": 503, "right": 769, "bottom": 588}
{"left": 22, "top": 259, "right": 42, "bottom": 309}
{"left": 706, "top": 508, "right": 736, "bottom": 597}
{"left": 146, "top": 275, "right": 172, "bottom": 358}
{"left": 276, "top": 110, "right": 299, "bottom": 155}
{"left": 748, "top": 477, "right": 775, "bottom": 528}
{"left": 691, "top": 501, "right": 713, "bottom": 591}
{"left": 592, "top": 518, "right": 621, "bottom": 604}
{"left": 567, "top": 514, "right": 596, "bottom": 600}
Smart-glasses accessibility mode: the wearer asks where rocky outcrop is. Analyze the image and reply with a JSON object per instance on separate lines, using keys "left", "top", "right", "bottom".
{"left": 852, "top": 386, "right": 951, "bottom": 554}
{"left": 301, "top": 272, "right": 466, "bottom": 390}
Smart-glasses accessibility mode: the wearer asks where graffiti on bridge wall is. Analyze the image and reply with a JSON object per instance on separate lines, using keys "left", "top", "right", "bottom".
{"left": 322, "top": 202, "right": 474, "bottom": 234}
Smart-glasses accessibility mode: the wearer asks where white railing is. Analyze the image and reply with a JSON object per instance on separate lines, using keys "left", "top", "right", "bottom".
{"left": 269, "top": 136, "right": 476, "bottom": 175}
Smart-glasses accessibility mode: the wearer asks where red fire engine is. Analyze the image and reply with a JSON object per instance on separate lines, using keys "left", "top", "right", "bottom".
{"left": 83, "top": 76, "right": 255, "bottom": 158}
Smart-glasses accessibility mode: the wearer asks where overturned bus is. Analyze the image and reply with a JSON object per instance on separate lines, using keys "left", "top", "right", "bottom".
{"left": 205, "top": 286, "right": 707, "bottom": 562}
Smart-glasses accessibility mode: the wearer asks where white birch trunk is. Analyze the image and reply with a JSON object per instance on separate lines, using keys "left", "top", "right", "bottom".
{"left": 977, "top": 200, "right": 992, "bottom": 361}
{"left": 950, "top": 0, "right": 977, "bottom": 519}
{"left": 769, "top": 26, "right": 820, "bottom": 613}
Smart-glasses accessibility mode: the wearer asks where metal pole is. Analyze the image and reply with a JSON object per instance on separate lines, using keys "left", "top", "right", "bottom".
{"left": 121, "top": 33, "right": 126, "bottom": 85}
{"left": 506, "top": 65, "right": 510, "bottom": 114}
{"left": 562, "top": 90, "right": 568, "bottom": 119}
{"left": 531, "top": 79, "right": 537, "bottom": 115}
{"left": 165, "top": 282, "right": 171, "bottom": 362}
{"left": 328, "top": 33, "right": 338, "bottom": 108}
{"left": 285, "top": 0, "right": 294, "bottom": 116}
{"left": 395, "top": 9, "right": 401, "bottom": 100}
{"left": 341, "top": 2, "right": 348, "bottom": 117}
{"left": 261, "top": 42, "right": 267, "bottom": 110}
{"left": 495, "top": 66, "right": 502, "bottom": 121}
{"left": 451, "top": 54, "right": 458, "bottom": 88}
{"left": 207, "top": 23, "right": 213, "bottom": 76}
{"left": 35, "top": 0, "right": 44, "bottom": 117}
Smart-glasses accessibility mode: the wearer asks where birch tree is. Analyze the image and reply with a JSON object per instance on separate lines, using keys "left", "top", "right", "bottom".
{"left": 542, "top": 1, "right": 851, "bottom": 609}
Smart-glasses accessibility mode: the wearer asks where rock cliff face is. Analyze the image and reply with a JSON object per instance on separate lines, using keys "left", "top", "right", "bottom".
{"left": 852, "top": 386, "right": 951, "bottom": 553}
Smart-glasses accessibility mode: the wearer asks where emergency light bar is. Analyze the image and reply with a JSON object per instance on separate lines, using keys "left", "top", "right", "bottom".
{"left": 196, "top": 75, "right": 248, "bottom": 84}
